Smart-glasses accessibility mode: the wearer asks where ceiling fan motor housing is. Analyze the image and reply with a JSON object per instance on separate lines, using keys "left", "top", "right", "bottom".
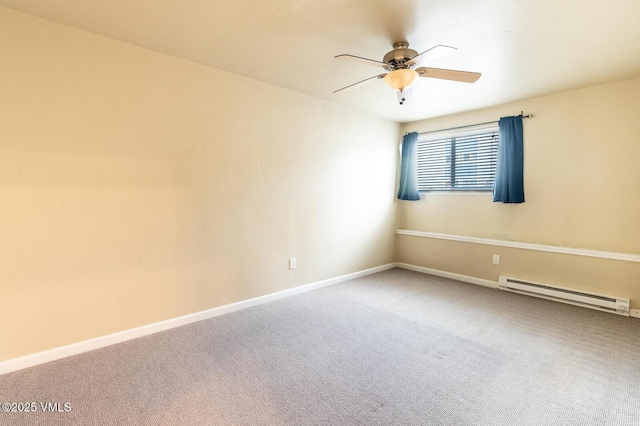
{"left": 383, "top": 42, "right": 418, "bottom": 69}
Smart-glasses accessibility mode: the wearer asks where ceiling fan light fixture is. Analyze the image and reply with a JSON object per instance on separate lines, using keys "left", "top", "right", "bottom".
{"left": 383, "top": 69, "right": 418, "bottom": 91}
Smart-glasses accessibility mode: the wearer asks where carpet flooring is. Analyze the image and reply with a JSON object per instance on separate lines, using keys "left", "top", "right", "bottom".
{"left": 1, "top": 268, "right": 639, "bottom": 425}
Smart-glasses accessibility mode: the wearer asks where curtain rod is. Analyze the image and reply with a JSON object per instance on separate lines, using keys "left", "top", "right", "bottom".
{"left": 416, "top": 111, "right": 532, "bottom": 136}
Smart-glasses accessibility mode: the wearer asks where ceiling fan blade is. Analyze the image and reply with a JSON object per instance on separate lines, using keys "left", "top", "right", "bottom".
{"left": 407, "top": 45, "right": 457, "bottom": 66}
{"left": 416, "top": 67, "right": 481, "bottom": 83}
{"left": 334, "top": 54, "right": 388, "bottom": 68}
{"left": 333, "top": 74, "right": 386, "bottom": 94}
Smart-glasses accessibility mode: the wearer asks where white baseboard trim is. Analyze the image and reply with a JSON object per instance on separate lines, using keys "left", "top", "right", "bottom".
{"left": 396, "top": 262, "right": 499, "bottom": 289}
{"left": 0, "top": 263, "right": 397, "bottom": 376}
{"left": 631, "top": 309, "right": 640, "bottom": 319}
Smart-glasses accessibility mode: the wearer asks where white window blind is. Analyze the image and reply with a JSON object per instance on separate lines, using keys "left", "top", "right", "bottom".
{"left": 416, "top": 127, "right": 499, "bottom": 192}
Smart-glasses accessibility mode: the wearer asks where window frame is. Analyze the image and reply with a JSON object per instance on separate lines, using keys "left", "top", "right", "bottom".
{"left": 415, "top": 125, "right": 499, "bottom": 193}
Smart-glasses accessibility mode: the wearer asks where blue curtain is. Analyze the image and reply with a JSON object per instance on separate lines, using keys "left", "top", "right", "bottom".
{"left": 397, "top": 132, "right": 420, "bottom": 201}
{"left": 493, "top": 116, "right": 524, "bottom": 203}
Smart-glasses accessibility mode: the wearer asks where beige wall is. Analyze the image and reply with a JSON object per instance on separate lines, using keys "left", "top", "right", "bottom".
{"left": 0, "top": 8, "right": 400, "bottom": 361}
{"left": 398, "top": 77, "right": 640, "bottom": 308}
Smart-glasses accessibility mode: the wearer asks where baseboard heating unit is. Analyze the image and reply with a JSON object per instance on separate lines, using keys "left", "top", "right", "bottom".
{"left": 498, "top": 276, "right": 630, "bottom": 316}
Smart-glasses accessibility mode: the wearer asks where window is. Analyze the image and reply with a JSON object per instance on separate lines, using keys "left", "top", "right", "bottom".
{"left": 416, "top": 126, "right": 499, "bottom": 192}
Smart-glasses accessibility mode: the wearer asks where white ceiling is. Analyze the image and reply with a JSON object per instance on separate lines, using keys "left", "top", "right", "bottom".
{"left": 2, "top": 0, "right": 640, "bottom": 123}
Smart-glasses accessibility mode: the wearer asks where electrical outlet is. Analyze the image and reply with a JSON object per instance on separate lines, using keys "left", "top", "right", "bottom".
{"left": 289, "top": 257, "right": 296, "bottom": 270}
{"left": 493, "top": 254, "right": 501, "bottom": 265}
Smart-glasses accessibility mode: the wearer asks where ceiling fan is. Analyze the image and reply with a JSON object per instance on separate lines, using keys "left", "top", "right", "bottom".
{"left": 334, "top": 42, "right": 481, "bottom": 105}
